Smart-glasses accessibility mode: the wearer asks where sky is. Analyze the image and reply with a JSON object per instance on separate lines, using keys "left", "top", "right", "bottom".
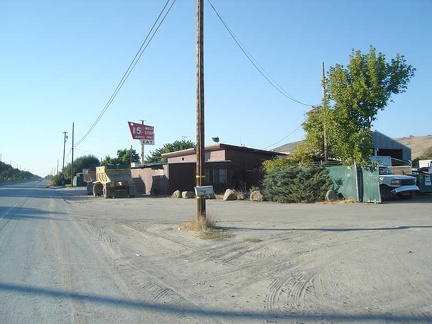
{"left": 1, "top": 0, "right": 431, "bottom": 177}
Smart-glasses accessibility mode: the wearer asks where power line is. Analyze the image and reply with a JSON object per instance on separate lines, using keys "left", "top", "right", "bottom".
{"left": 262, "top": 124, "right": 303, "bottom": 150}
{"left": 75, "top": 0, "right": 177, "bottom": 147}
{"left": 207, "top": 0, "right": 316, "bottom": 107}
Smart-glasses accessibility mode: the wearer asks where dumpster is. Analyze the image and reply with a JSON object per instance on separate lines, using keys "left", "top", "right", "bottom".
{"left": 412, "top": 170, "right": 432, "bottom": 194}
{"left": 73, "top": 173, "right": 86, "bottom": 187}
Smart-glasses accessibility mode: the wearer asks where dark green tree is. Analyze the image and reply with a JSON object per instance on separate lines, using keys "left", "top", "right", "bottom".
{"left": 54, "top": 154, "right": 100, "bottom": 185}
{"left": 0, "top": 162, "right": 39, "bottom": 181}
{"left": 101, "top": 148, "right": 139, "bottom": 166}
{"left": 146, "top": 140, "right": 195, "bottom": 163}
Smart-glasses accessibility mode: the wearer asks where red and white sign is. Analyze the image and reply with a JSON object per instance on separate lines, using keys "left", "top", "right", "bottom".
{"left": 128, "top": 122, "right": 155, "bottom": 144}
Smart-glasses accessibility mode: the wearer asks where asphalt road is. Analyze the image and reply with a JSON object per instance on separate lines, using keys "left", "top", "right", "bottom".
{"left": 1, "top": 182, "right": 432, "bottom": 323}
{"left": 0, "top": 182, "right": 144, "bottom": 323}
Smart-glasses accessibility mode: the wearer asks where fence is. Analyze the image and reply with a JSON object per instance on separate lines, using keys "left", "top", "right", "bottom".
{"left": 326, "top": 165, "right": 381, "bottom": 203}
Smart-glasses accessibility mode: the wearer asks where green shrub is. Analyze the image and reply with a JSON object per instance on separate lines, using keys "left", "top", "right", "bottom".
{"left": 262, "top": 166, "right": 332, "bottom": 203}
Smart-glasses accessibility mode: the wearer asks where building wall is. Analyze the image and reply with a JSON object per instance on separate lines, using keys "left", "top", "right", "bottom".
{"left": 166, "top": 150, "right": 226, "bottom": 163}
{"left": 207, "top": 150, "right": 226, "bottom": 161}
{"left": 167, "top": 163, "right": 196, "bottom": 193}
{"left": 136, "top": 145, "right": 281, "bottom": 195}
{"left": 168, "top": 155, "right": 196, "bottom": 163}
{"left": 131, "top": 165, "right": 169, "bottom": 195}
{"left": 225, "top": 150, "right": 276, "bottom": 188}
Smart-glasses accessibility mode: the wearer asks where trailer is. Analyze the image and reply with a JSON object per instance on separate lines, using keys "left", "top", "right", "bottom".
{"left": 82, "top": 168, "right": 96, "bottom": 195}
{"left": 91, "top": 165, "right": 137, "bottom": 198}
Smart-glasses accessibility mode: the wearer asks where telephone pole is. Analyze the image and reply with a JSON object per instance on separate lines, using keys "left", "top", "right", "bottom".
{"left": 62, "top": 131, "right": 68, "bottom": 170}
{"left": 322, "top": 62, "right": 328, "bottom": 162}
{"left": 196, "top": 0, "right": 206, "bottom": 219}
{"left": 139, "top": 119, "right": 145, "bottom": 165}
{"left": 70, "top": 122, "right": 74, "bottom": 187}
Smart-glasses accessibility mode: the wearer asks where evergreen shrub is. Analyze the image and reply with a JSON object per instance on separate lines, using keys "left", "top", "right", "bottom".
{"left": 262, "top": 166, "right": 332, "bottom": 203}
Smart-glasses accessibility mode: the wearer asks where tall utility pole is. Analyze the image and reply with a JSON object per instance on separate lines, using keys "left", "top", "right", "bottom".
{"left": 62, "top": 131, "right": 68, "bottom": 170}
{"left": 71, "top": 122, "right": 74, "bottom": 187}
{"left": 196, "top": 0, "right": 206, "bottom": 219}
{"left": 321, "top": 62, "right": 328, "bottom": 162}
{"left": 139, "top": 119, "right": 145, "bottom": 165}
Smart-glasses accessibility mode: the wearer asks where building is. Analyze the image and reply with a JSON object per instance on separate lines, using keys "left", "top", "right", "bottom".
{"left": 371, "top": 131, "right": 412, "bottom": 164}
{"left": 273, "top": 130, "right": 412, "bottom": 165}
{"left": 131, "top": 143, "right": 284, "bottom": 195}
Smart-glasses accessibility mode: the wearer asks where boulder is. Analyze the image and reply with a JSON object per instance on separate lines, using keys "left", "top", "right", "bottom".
{"left": 236, "top": 192, "right": 247, "bottom": 200}
{"left": 171, "top": 190, "right": 181, "bottom": 198}
{"left": 182, "top": 191, "right": 195, "bottom": 199}
{"left": 325, "top": 190, "right": 339, "bottom": 202}
{"left": 250, "top": 190, "right": 264, "bottom": 202}
{"left": 223, "top": 189, "right": 237, "bottom": 201}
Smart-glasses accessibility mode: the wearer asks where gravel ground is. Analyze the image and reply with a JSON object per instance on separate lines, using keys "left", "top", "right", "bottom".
{"left": 56, "top": 187, "right": 432, "bottom": 323}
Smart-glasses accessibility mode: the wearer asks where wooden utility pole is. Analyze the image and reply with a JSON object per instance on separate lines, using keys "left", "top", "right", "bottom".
{"left": 71, "top": 122, "right": 74, "bottom": 187}
{"left": 322, "top": 62, "right": 328, "bottom": 162}
{"left": 62, "top": 131, "right": 68, "bottom": 170}
{"left": 139, "top": 119, "right": 145, "bottom": 165}
{"left": 196, "top": 0, "right": 206, "bottom": 218}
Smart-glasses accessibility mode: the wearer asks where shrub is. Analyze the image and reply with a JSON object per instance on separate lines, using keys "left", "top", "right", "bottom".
{"left": 262, "top": 166, "right": 332, "bottom": 203}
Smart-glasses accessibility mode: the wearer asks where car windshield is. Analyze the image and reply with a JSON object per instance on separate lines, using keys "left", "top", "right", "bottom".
{"left": 379, "top": 167, "right": 394, "bottom": 175}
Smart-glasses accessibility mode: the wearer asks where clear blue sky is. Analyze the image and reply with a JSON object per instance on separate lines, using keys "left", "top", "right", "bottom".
{"left": 1, "top": 0, "right": 430, "bottom": 177}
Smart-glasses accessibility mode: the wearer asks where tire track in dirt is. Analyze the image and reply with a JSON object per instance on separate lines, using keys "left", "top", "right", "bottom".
{"left": 261, "top": 230, "right": 374, "bottom": 317}
{"left": 73, "top": 219, "right": 222, "bottom": 323}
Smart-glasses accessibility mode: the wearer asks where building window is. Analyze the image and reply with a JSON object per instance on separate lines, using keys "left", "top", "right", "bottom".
{"left": 213, "top": 169, "right": 228, "bottom": 184}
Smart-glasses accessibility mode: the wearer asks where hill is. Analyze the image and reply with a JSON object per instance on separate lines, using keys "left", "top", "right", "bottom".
{"left": 274, "top": 135, "right": 432, "bottom": 160}
{"left": 395, "top": 135, "right": 432, "bottom": 159}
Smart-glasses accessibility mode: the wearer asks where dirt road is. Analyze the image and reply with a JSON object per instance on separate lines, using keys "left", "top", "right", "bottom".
{"left": 61, "top": 187, "right": 432, "bottom": 323}
{"left": 2, "top": 183, "right": 431, "bottom": 323}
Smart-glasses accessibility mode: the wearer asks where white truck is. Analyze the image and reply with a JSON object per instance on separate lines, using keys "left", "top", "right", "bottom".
{"left": 418, "top": 160, "right": 432, "bottom": 172}
{"left": 379, "top": 166, "right": 419, "bottom": 200}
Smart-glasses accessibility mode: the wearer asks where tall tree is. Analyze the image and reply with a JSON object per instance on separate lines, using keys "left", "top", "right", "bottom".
{"left": 300, "top": 46, "right": 415, "bottom": 164}
{"left": 60, "top": 154, "right": 100, "bottom": 181}
{"left": 146, "top": 140, "right": 195, "bottom": 163}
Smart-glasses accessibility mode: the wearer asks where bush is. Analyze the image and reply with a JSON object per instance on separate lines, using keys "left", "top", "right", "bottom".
{"left": 262, "top": 166, "right": 332, "bottom": 203}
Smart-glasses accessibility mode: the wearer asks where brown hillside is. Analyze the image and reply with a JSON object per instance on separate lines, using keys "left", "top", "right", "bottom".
{"left": 395, "top": 135, "right": 432, "bottom": 159}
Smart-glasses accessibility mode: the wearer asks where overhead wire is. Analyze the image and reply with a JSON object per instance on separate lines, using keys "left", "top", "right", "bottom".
{"left": 75, "top": 0, "right": 177, "bottom": 147}
{"left": 207, "top": 0, "right": 315, "bottom": 150}
{"left": 262, "top": 124, "right": 303, "bottom": 150}
{"left": 207, "top": 0, "right": 316, "bottom": 107}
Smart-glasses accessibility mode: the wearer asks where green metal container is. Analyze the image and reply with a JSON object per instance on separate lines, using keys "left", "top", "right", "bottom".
{"left": 412, "top": 171, "right": 432, "bottom": 194}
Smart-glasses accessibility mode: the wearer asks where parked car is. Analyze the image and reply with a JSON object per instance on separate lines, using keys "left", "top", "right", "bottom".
{"left": 379, "top": 166, "right": 419, "bottom": 200}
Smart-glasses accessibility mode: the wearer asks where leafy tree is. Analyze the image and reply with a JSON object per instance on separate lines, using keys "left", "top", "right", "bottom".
{"left": 300, "top": 46, "right": 415, "bottom": 164}
{"left": 101, "top": 148, "right": 139, "bottom": 166}
{"left": 0, "top": 162, "right": 39, "bottom": 181}
{"left": 146, "top": 140, "right": 195, "bottom": 163}
{"left": 53, "top": 154, "right": 100, "bottom": 185}
{"left": 262, "top": 156, "right": 294, "bottom": 173}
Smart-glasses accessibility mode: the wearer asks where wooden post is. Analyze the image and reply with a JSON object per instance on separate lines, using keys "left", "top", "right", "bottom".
{"left": 196, "top": 0, "right": 206, "bottom": 218}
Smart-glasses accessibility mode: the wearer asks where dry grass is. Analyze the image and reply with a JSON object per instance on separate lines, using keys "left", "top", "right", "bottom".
{"left": 396, "top": 135, "right": 432, "bottom": 158}
{"left": 181, "top": 216, "right": 233, "bottom": 240}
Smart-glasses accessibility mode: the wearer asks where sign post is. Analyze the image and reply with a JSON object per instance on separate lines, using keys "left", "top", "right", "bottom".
{"left": 128, "top": 122, "right": 155, "bottom": 165}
